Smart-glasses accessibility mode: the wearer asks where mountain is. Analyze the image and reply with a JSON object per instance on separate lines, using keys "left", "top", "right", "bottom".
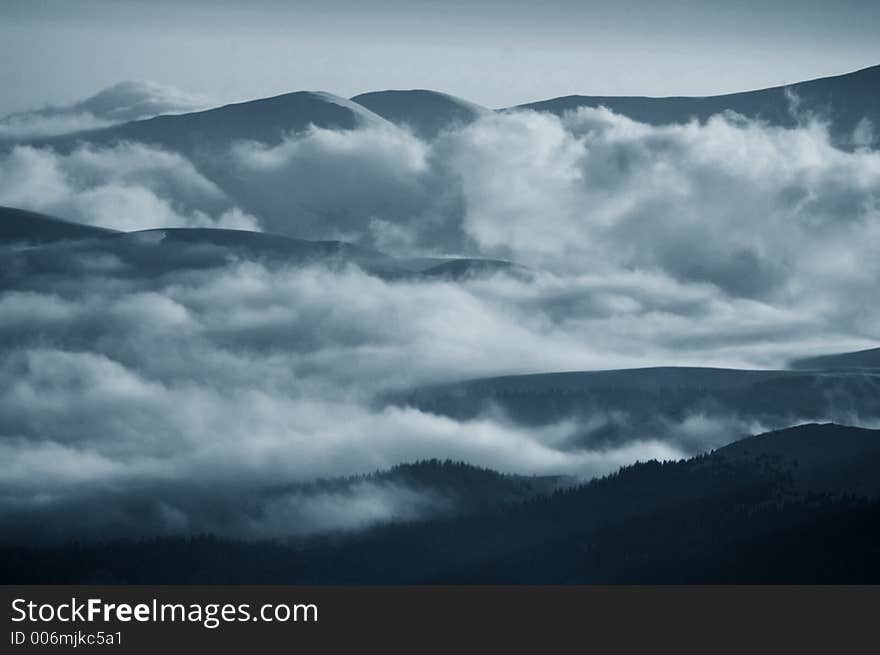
{"left": 0, "top": 93, "right": 398, "bottom": 243}
{"left": 0, "top": 206, "right": 116, "bottom": 245}
{"left": 10, "top": 65, "right": 879, "bottom": 157}
{"left": 23, "top": 91, "right": 388, "bottom": 155}
{"left": 396, "top": 367, "right": 880, "bottom": 449}
{"left": 0, "top": 225, "right": 386, "bottom": 283}
{"left": 791, "top": 347, "right": 880, "bottom": 370}
{"left": 0, "top": 212, "right": 528, "bottom": 286}
{"left": 513, "top": 64, "right": 880, "bottom": 146}
{"left": 718, "top": 423, "right": 880, "bottom": 468}
{"left": 8, "top": 66, "right": 877, "bottom": 244}
{"left": 717, "top": 423, "right": 880, "bottom": 496}
{"left": 351, "top": 89, "right": 489, "bottom": 138}
{"left": 6, "top": 423, "right": 878, "bottom": 584}
{"left": 275, "top": 459, "right": 566, "bottom": 520}
{"left": 0, "top": 226, "right": 390, "bottom": 285}
{"left": 396, "top": 256, "right": 525, "bottom": 280}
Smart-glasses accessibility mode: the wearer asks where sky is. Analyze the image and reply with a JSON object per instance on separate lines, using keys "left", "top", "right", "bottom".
{"left": 1, "top": 0, "right": 879, "bottom": 115}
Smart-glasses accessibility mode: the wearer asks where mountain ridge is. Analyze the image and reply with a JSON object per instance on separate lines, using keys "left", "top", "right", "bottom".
{"left": 0, "top": 205, "right": 527, "bottom": 283}
{"left": 0, "top": 205, "right": 117, "bottom": 245}
{"left": 790, "top": 347, "right": 880, "bottom": 370}
{"left": 351, "top": 89, "right": 489, "bottom": 138}
{"left": 8, "top": 64, "right": 878, "bottom": 153}
{"left": 17, "top": 90, "right": 389, "bottom": 154}
{"left": 5, "top": 422, "right": 878, "bottom": 583}
{"left": 512, "top": 64, "right": 880, "bottom": 144}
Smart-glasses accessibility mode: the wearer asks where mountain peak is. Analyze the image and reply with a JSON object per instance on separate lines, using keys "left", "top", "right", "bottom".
{"left": 352, "top": 89, "right": 489, "bottom": 138}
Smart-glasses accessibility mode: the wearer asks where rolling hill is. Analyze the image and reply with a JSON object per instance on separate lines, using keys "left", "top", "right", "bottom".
{"left": 0, "top": 205, "right": 116, "bottom": 245}
{"left": 5, "top": 423, "right": 877, "bottom": 583}
{"left": 21, "top": 91, "right": 388, "bottom": 155}
{"left": 396, "top": 366, "right": 880, "bottom": 451}
{"left": 513, "top": 64, "right": 880, "bottom": 145}
{"left": 351, "top": 89, "right": 489, "bottom": 138}
{"left": 0, "top": 208, "right": 527, "bottom": 285}
{"left": 271, "top": 459, "right": 566, "bottom": 520}
{"left": 5, "top": 65, "right": 877, "bottom": 244}
{"left": 718, "top": 423, "right": 880, "bottom": 468}
{"left": 8, "top": 65, "right": 878, "bottom": 158}
{"left": 790, "top": 347, "right": 880, "bottom": 370}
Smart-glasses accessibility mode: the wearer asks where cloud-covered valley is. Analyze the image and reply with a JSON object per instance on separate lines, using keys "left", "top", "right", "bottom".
{"left": 1, "top": 85, "right": 879, "bottom": 542}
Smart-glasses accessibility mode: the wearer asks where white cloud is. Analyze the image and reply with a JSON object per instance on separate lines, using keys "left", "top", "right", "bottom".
{"left": 0, "top": 112, "right": 114, "bottom": 141}
{"left": 2, "top": 90, "right": 880, "bottom": 542}
{"left": 0, "top": 81, "right": 208, "bottom": 140}
{"left": 443, "top": 108, "right": 880, "bottom": 303}
{"left": 229, "top": 123, "right": 432, "bottom": 239}
{"left": 0, "top": 143, "right": 259, "bottom": 231}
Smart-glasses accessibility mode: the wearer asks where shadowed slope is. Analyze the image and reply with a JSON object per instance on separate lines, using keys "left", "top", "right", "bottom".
{"left": 398, "top": 367, "right": 880, "bottom": 450}
{"left": 791, "top": 347, "right": 880, "bottom": 370}
{"left": 0, "top": 206, "right": 116, "bottom": 245}
{"left": 514, "top": 64, "right": 880, "bottom": 145}
{"left": 0, "top": 212, "right": 529, "bottom": 285}
{"left": 22, "top": 91, "right": 389, "bottom": 155}
{"left": 352, "top": 89, "right": 489, "bottom": 138}
{"left": 5, "top": 424, "right": 879, "bottom": 584}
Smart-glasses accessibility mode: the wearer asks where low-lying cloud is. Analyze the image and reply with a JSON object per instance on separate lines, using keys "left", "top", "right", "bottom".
{"left": 0, "top": 81, "right": 208, "bottom": 140}
{"left": 1, "top": 254, "right": 877, "bottom": 542}
{"left": 1, "top": 86, "right": 879, "bottom": 542}
{"left": 0, "top": 143, "right": 258, "bottom": 231}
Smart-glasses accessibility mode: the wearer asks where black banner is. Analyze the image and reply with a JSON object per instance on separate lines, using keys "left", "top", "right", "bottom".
{"left": 2, "top": 586, "right": 877, "bottom": 652}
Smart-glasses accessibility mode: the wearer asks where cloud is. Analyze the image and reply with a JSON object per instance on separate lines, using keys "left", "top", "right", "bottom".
{"left": 2, "top": 89, "right": 880, "bottom": 543}
{"left": 0, "top": 112, "right": 113, "bottom": 142}
{"left": 0, "top": 81, "right": 208, "bottom": 140}
{"left": 74, "top": 81, "right": 209, "bottom": 123}
{"left": 1, "top": 248, "right": 878, "bottom": 542}
{"left": 0, "top": 257, "right": 694, "bottom": 542}
{"left": 8, "top": 87, "right": 878, "bottom": 306}
{"left": 229, "top": 123, "right": 435, "bottom": 241}
{"left": 0, "top": 143, "right": 259, "bottom": 231}
{"left": 442, "top": 108, "right": 880, "bottom": 299}
{"left": 213, "top": 104, "right": 880, "bottom": 323}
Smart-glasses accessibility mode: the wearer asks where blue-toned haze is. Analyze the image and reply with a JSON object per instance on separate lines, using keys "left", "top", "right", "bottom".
{"left": 0, "top": 1, "right": 879, "bottom": 545}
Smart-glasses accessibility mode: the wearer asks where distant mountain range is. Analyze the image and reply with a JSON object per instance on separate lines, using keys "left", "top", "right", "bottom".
{"left": 4, "top": 423, "right": 877, "bottom": 583}
{"left": 3, "top": 64, "right": 877, "bottom": 246}
{"left": 397, "top": 366, "right": 880, "bottom": 450}
{"left": 20, "top": 91, "right": 386, "bottom": 154}
{"left": 3, "top": 206, "right": 878, "bottom": 427}
{"left": 2, "top": 64, "right": 879, "bottom": 583}
{"left": 6, "top": 64, "right": 877, "bottom": 155}
{"left": 0, "top": 205, "right": 519, "bottom": 285}
{"left": 513, "top": 64, "right": 880, "bottom": 146}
